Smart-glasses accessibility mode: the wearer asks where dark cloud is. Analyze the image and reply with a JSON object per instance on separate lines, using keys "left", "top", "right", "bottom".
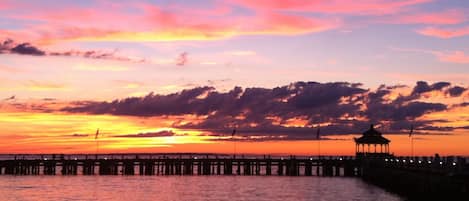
{"left": 0, "top": 39, "right": 14, "bottom": 53}
{"left": 0, "top": 39, "right": 145, "bottom": 62}
{"left": 114, "top": 130, "right": 176, "bottom": 138}
{"left": 455, "top": 102, "right": 469, "bottom": 107}
{"left": 3, "top": 95, "right": 15, "bottom": 101}
{"left": 63, "top": 86, "right": 219, "bottom": 116}
{"left": 1, "top": 39, "right": 45, "bottom": 56}
{"left": 62, "top": 81, "right": 467, "bottom": 140}
{"left": 49, "top": 50, "right": 146, "bottom": 63}
{"left": 176, "top": 52, "right": 188, "bottom": 66}
{"left": 70, "top": 133, "right": 89, "bottom": 137}
{"left": 412, "top": 81, "right": 450, "bottom": 95}
{"left": 10, "top": 43, "right": 46, "bottom": 56}
{"left": 42, "top": 98, "right": 57, "bottom": 101}
{"left": 447, "top": 86, "right": 466, "bottom": 97}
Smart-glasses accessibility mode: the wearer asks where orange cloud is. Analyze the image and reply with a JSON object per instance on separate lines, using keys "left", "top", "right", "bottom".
{"left": 2, "top": 2, "right": 339, "bottom": 44}
{"left": 253, "top": 12, "right": 339, "bottom": 35}
{"left": 36, "top": 13, "right": 337, "bottom": 43}
{"left": 1, "top": 0, "right": 456, "bottom": 44}
{"left": 24, "top": 80, "right": 68, "bottom": 91}
{"left": 0, "top": 111, "right": 214, "bottom": 153}
{"left": 417, "top": 26, "right": 469, "bottom": 38}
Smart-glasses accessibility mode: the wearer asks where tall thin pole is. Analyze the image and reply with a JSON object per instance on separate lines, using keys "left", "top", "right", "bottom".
{"left": 317, "top": 126, "right": 321, "bottom": 159}
{"left": 411, "top": 136, "right": 414, "bottom": 157}
{"left": 409, "top": 125, "right": 414, "bottom": 157}
{"left": 232, "top": 128, "right": 236, "bottom": 158}
{"left": 95, "top": 128, "right": 100, "bottom": 159}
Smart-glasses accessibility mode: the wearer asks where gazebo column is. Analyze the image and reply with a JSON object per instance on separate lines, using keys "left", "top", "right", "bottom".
{"left": 374, "top": 144, "right": 377, "bottom": 153}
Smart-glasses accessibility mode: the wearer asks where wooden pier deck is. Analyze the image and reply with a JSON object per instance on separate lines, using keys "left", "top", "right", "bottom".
{"left": 0, "top": 155, "right": 360, "bottom": 176}
{"left": 1, "top": 154, "right": 469, "bottom": 200}
{"left": 0, "top": 154, "right": 467, "bottom": 177}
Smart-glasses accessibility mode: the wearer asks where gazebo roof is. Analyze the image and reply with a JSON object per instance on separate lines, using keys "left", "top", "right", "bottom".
{"left": 354, "top": 124, "right": 390, "bottom": 144}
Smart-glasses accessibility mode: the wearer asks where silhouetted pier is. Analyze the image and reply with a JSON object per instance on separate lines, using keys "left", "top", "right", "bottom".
{"left": 0, "top": 154, "right": 360, "bottom": 177}
{"left": 1, "top": 154, "right": 468, "bottom": 200}
{"left": 2, "top": 125, "right": 468, "bottom": 200}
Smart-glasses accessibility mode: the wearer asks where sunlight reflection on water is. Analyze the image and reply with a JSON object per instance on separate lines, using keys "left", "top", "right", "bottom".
{"left": 0, "top": 176, "right": 404, "bottom": 201}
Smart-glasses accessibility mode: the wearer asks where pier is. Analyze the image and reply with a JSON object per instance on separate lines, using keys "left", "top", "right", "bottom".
{"left": 1, "top": 125, "right": 468, "bottom": 200}
{"left": 1, "top": 155, "right": 469, "bottom": 200}
{"left": 0, "top": 155, "right": 360, "bottom": 177}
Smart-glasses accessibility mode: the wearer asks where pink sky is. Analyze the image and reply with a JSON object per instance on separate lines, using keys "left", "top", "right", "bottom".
{"left": 0, "top": 0, "right": 468, "bottom": 155}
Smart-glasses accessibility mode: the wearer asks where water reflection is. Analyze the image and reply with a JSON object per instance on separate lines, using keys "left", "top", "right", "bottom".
{"left": 0, "top": 176, "right": 403, "bottom": 201}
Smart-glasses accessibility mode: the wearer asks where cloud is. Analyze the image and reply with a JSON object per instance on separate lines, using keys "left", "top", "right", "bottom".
{"left": 447, "top": 86, "right": 466, "bottom": 97}
{"left": 10, "top": 43, "right": 45, "bottom": 56}
{"left": 390, "top": 47, "right": 469, "bottom": 64}
{"left": 3, "top": 95, "right": 15, "bottom": 101}
{"left": 225, "top": 50, "right": 257, "bottom": 56}
{"left": 455, "top": 102, "right": 469, "bottom": 108}
{"left": 113, "top": 80, "right": 144, "bottom": 89}
{"left": 176, "top": 52, "right": 188, "bottom": 66}
{"left": 411, "top": 81, "right": 450, "bottom": 95}
{"left": 62, "top": 81, "right": 468, "bottom": 139}
{"left": 416, "top": 26, "right": 469, "bottom": 38}
{"left": 0, "top": 0, "right": 445, "bottom": 44}
{"left": 230, "top": 0, "right": 431, "bottom": 15}
{"left": 0, "top": 2, "right": 339, "bottom": 43}
{"left": 433, "top": 51, "right": 469, "bottom": 64}
{"left": 50, "top": 50, "right": 146, "bottom": 63}
{"left": 383, "top": 9, "right": 466, "bottom": 25}
{"left": 1, "top": 39, "right": 45, "bottom": 56}
{"left": 24, "top": 80, "right": 67, "bottom": 91}
{"left": 73, "top": 63, "right": 129, "bottom": 72}
{"left": 0, "top": 39, "right": 146, "bottom": 62}
{"left": 70, "top": 133, "right": 89, "bottom": 137}
{"left": 114, "top": 130, "right": 176, "bottom": 138}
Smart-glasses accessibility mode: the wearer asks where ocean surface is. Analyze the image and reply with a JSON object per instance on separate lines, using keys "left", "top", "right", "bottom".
{"left": 0, "top": 176, "right": 404, "bottom": 201}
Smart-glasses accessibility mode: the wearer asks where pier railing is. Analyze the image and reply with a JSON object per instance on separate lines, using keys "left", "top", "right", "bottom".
{"left": 0, "top": 154, "right": 359, "bottom": 176}
{"left": 0, "top": 154, "right": 468, "bottom": 177}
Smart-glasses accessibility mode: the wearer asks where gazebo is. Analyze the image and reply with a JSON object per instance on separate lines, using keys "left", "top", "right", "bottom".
{"left": 354, "top": 124, "right": 391, "bottom": 157}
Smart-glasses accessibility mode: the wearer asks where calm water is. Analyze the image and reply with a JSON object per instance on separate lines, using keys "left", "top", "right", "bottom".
{"left": 0, "top": 176, "right": 404, "bottom": 201}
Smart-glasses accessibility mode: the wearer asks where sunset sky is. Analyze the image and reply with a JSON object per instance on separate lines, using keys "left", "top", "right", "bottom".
{"left": 0, "top": 0, "right": 468, "bottom": 156}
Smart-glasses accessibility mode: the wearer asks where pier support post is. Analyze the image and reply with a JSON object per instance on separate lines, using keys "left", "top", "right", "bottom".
{"left": 305, "top": 161, "right": 312, "bottom": 176}
{"left": 277, "top": 161, "right": 284, "bottom": 176}
{"left": 123, "top": 161, "right": 134, "bottom": 175}
{"left": 266, "top": 160, "right": 272, "bottom": 175}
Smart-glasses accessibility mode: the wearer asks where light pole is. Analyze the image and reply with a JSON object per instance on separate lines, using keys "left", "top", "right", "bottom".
{"left": 409, "top": 125, "right": 414, "bottom": 157}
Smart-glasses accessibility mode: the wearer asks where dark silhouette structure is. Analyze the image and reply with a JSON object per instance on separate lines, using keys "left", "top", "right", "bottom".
{"left": 355, "top": 124, "right": 390, "bottom": 158}
{"left": 0, "top": 124, "right": 468, "bottom": 200}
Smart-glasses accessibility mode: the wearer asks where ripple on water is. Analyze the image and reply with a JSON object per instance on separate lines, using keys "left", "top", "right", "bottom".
{"left": 0, "top": 176, "right": 404, "bottom": 201}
